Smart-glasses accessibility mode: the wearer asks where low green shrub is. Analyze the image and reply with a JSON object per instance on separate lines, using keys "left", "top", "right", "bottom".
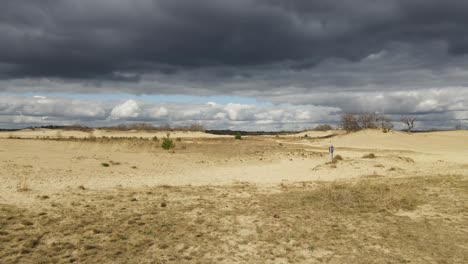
{"left": 161, "top": 137, "right": 175, "bottom": 150}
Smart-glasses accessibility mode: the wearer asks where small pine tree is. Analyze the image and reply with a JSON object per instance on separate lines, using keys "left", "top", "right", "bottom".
{"left": 161, "top": 134, "right": 175, "bottom": 150}
{"left": 235, "top": 132, "right": 242, "bottom": 140}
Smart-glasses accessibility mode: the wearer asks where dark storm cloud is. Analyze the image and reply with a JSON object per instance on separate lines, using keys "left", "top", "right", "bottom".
{"left": 1, "top": 0, "right": 468, "bottom": 129}
{"left": 1, "top": 0, "right": 468, "bottom": 79}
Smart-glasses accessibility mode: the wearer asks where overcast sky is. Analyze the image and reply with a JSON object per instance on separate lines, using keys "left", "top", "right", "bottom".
{"left": 1, "top": 0, "right": 467, "bottom": 130}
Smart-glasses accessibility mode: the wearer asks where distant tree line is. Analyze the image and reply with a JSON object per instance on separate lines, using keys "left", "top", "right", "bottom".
{"left": 313, "top": 124, "right": 334, "bottom": 131}
{"left": 104, "top": 123, "right": 205, "bottom": 132}
{"left": 24, "top": 123, "right": 206, "bottom": 132}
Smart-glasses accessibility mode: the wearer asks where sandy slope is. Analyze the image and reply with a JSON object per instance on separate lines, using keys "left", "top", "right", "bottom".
{"left": 296, "top": 129, "right": 468, "bottom": 163}
{"left": 1, "top": 129, "right": 467, "bottom": 205}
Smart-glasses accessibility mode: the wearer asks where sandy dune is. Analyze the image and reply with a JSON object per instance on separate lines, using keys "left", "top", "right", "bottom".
{"left": 1, "top": 129, "right": 467, "bottom": 263}
{"left": 2, "top": 129, "right": 466, "bottom": 195}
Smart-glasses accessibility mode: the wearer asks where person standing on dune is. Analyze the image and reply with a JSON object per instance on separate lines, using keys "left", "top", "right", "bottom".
{"left": 329, "top": 145, "right": 334, "bottom": 161}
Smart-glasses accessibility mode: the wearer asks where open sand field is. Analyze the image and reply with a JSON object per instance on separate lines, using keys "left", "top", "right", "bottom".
{"left": 1, "top": 129, "right": 467, "bottom": 263}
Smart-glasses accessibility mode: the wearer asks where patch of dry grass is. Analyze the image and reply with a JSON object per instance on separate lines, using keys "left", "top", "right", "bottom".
{"left": 362, "top": 153, "right": 376, "bottom": 159}
{"left": 303, "top": 179, "right": 419, "bottom": 212}
{"left": 331, "top": 154, "right": 343, "bottom": 163}
{"left": 258, "top": 175, "right": 468, "bottom": 263}
{"left": 16, "top": 176, "right": 30, "bottom": 192}
{"left": 1, "top": 175, "right": 467, "bottom": 263}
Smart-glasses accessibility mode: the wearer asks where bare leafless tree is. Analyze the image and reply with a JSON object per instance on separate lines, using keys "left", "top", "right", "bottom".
{"left": 341, "top": 113, "right": 360, "bottom": 132}
{"left": 377, "top": 115, "right": 394, "bottom": 132}
{"left": 358, "top": 112, "right": 379, "bottom": 129}
{"left": 401, "top": 116, "right": 416, "bottom": 132}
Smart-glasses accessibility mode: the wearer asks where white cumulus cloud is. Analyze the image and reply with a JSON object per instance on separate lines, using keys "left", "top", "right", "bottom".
{"left": 110, "top": 100, "right": 141, "bottom": 119}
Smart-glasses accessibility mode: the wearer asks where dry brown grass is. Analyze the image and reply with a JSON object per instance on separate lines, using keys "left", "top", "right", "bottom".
{"left": 331, "top": 154, "right": 343, "bottom": 163}
{"left": 16, "top": 176, "right": 30, "bottom": 192}
{"left": 1, "top": 175, "right": 467, "bottom": 263}
{"left": 362, "top": 153, "right": 376, "bottom": 159}
{"left": 301, "top": 179, "right": 419, "bottom": 212}
{"left": 257, "top": 175, "right": 468, "bottom": 263}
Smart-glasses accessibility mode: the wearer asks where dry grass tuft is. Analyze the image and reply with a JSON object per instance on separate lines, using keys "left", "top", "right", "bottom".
{"left": 398, "top": 156, "right": 415, "bottom": 163}
{"left": 332, "top": 154, "right": 343, "bottom": 163}
{"left": 16, "top": 176, "right": 30, "bottom": 192}
{"left": 362, "top": 153, "right": 376, "bottom": 159}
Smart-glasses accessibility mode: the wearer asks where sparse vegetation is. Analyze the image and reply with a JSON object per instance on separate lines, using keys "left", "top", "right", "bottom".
{"left": 101, "top": 163, "right": 110, "bottom": 167}
{"left": 300, "top": 179, "right": 420, "bottom": 212}
{"left": 234, "top": 132, "right": 242, "bottom": 140}
{"left": 1, "top": 175, "right": 466, "bottom": 263}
